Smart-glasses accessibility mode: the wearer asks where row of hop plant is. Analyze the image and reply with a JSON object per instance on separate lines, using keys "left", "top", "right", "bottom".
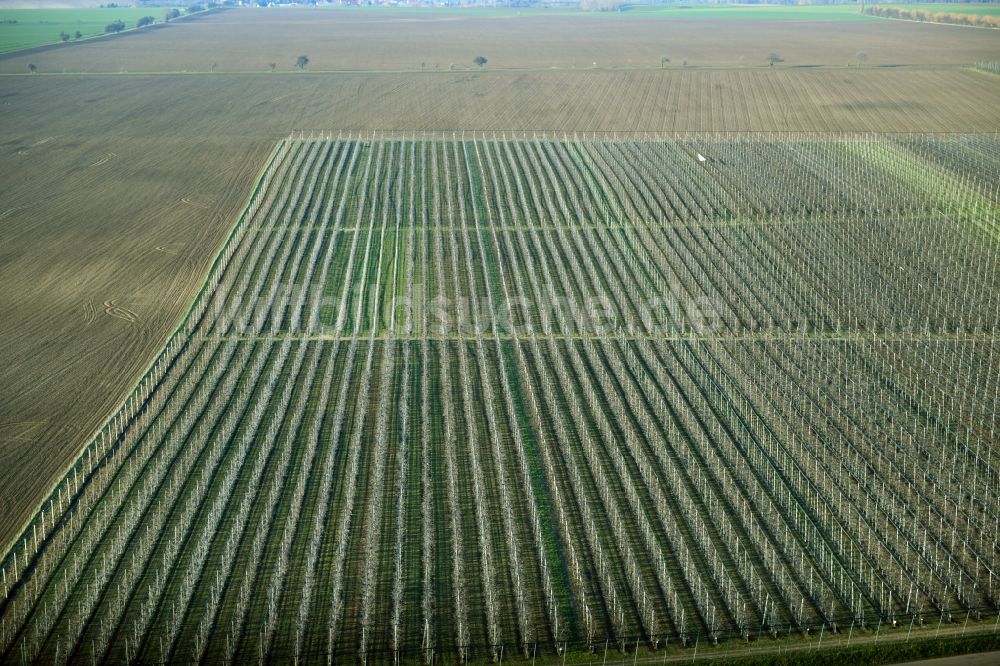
{"left": 584, "top": 137, "right": 992, "bottom": 624}
{"left": 483, "top": 143, "right": 633, "bottom": 651}
{"left": 472, "top": 132, "right": 996, "bottom": 644}
{"left": 528, "top": 135, "right": 855, "bottom": 642}
{"left": 560, "top": 134, "right": 996, "bottom": 628}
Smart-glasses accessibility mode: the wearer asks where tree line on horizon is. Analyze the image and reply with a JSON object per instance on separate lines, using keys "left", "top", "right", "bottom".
{"left": 864, "top": 5, "right": 999, "bottom": 28}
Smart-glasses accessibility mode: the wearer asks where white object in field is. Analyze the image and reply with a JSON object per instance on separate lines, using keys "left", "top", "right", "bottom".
{"left": 697, "top": 153, "right": 707, "bottom": 162}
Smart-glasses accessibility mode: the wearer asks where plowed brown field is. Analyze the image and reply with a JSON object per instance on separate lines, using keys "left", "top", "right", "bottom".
{"left": 1, "top": 6, "right": 998, "bottom": 72}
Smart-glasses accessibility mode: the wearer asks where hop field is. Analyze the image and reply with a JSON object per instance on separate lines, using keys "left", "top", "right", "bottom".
{"left": 0, "top": 133, "right": 998, "bottom": 664}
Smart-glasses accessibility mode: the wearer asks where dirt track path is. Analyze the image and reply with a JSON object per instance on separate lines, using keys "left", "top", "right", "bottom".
{"left": 889, "top": 650, "right": 1000, "bottom": 666}
{"left": 580, "top": 624, "right": 1000, "bottom": 666}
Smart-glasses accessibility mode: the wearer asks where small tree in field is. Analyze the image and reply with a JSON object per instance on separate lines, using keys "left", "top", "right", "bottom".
{"left": 767, "top": 52, "right": 784, "bottom": 67}
{"left": 855, "top": 51, "right": 868, "bottom": 67}
{"left": 473, "top": 55, "right": 487, "bottom": 68}
{"left": 74, "top": 30, "right": 82, "bottom": 39}
{"left": 660, "top": 55, "right": 670, "bottom": 68}
{"left": 137, "top": 16, "right": 155, "bottom": 28}
{"left": 59, "top": 31, "right": 70, "bottom": 42}
{"left": 269, "top": 62, "right": 276, "bottom": 72}
{"left": 28, "top": 63, "right": 37, "bottom": 73}
{"left": 296, "top": 55, "right": 309, "bottom": 70}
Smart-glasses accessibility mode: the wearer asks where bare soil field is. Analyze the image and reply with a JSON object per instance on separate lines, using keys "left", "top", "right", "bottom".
{"left": 0, "top": 132, "right": 267, "bottom": 547}
{"left": 1, "top": 7, "right": 998, "bottom": 73}
{"left": 0, "top": 7, "right": 998, "bottom": 552}
{"left": 4, "top": 69, "right": 999, "bottom": 134}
